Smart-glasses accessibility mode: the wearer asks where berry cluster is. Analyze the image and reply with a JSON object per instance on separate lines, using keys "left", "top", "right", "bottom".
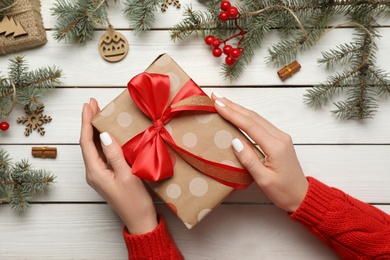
{"left": 0, "top": 121, "right": 9, "bottom": 131}
{"left": 219, "top": 0, "right": 239, "bottom": 21}
{"left": 205, "top": 35, "right": 243, "bottom": 66}
{"left": 204, "top": 1, "right": 246, "bottom": 66}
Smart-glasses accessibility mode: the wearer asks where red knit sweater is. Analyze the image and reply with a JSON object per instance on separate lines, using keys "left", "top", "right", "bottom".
{"left": 123, "top": 177, "right": 390, "bottom": 259}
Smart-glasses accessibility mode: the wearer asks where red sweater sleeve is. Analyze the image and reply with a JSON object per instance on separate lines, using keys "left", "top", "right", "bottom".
{"left": 122, "top": 216, "right": 184, "bottom": 260}
{"left": 289, "top": 177, "right": 390, "bottom": 259}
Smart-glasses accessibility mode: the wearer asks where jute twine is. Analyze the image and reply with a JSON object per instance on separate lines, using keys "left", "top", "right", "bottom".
{"left": 0, "top": 0, "right": 47, "bottom": 55}
{"left": 0, "top": 78, "right": 17, "bottom": 116}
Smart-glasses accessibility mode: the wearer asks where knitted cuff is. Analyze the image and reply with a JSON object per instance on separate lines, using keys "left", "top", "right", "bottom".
{"left": 123, "top": 215, "right": 183, "bottom": 259}
{"left": 289, "top": 177, "right": 344, "bottom": 228}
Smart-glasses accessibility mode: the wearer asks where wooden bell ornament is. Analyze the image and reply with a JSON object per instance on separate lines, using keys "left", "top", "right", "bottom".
{"left": 277, "top": 61, "right": 301, "bottom": 81}
{"left": 98, "top": 25, "right": 129, "bottom": 62}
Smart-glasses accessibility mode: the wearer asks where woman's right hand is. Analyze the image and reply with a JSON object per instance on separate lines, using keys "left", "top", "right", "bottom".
{"left": 212, "top": 92, "right": 309, "bottom": 213}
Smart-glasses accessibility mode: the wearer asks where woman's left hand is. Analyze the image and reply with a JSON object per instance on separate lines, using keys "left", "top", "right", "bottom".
{"left": 80, "top": 98, "right": 157, "bottom": 235}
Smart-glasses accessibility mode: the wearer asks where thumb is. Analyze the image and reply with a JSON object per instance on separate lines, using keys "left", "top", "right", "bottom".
{"left": 231, "top": 138, "right": 270, "bottom": 185}
{"left": 100, "top": 132, "right": 131, "bottom": 174}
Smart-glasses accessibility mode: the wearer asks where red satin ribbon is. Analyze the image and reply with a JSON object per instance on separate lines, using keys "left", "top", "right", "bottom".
{"left": 122, "top": 72, "right": 253, "bottom": 189}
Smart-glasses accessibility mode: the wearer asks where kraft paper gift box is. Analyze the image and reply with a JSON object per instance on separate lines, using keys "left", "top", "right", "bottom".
{"left": 0, "top": 0, "right": 47, "bottom": 55}
{"left": 92, "top": 54, "right": 265, "bottom": 228}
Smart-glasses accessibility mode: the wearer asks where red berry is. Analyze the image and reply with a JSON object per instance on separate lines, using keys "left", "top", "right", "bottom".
{"left": 205, "top": 35, "right": 215, "bottom": 45}
{"left": 0, "top": 121, "right": 9, "bottom": 131}
{"left": 212, "top": 48, "right": 222, "bottom": 57}
{"left": 220, "top": 1, "right": 231, "bottom": 11}
{"left": 211, "top": 38, "right": 221, "bottom": 48}
{"left": 228, "top": 6, "right": 239, "bottom": 18}
{"left": 219, "top": 11, "right": 229, "bottom": 22}
{"left": 223, "top": 45, "right": 233, "bottom": 55}
{"left": 225, "top": 56, "right": 236, "bottom": 66}
{"left": 230, "top": 48, "right": 241, "bottom": 59}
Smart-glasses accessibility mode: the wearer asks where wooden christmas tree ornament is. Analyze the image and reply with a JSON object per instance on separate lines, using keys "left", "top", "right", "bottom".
{"left": 98, "top": 25, "right": 129, "bottom": 62}
{"left": 0, "top": 0, "right": 47, "bottom": 55}
{"left": 0, "top": 16, "right": 27, "bottom": 37}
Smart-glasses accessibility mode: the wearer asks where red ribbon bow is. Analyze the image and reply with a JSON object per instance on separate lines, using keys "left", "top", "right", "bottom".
{"left": 122, "top": 72, "right": 253, "bottom": 189}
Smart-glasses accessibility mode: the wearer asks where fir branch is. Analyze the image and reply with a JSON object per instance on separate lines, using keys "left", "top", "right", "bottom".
{"left": 332, "top": 77, "right": 379, "bottom": 119}
{"left": 367, "top": 67, "right": 390, "bottom": 96}
{"left": 170, "top": 0, "right": 389, "bottom": 119}
{"left": 51, "top": 0, "right": 112, "bottom": 43}
{"left": 0, "top": 56, "right": 62, "bottom": 116}
{"left": 0, "top": 149, "right": 11, "bottom": 171}
{"left": 123, "top": 0, "right": 160, "bottom": 34}
{"left": 304, "top": 68, "right": 360, "bottom": 108}
{"left": 0, "top": 149, "right": 55, "bottom": 212}
{"left": 305, "top": 16, "right": 384, "bottom": 119}
{"left": 266, "top": 3, "right": 334, "bottom": 67}
{"left": 318, "top": 42, "right": 362, "bottom": 70}
{"left": 170, "top": 4, "right": 220, "bottom": 41}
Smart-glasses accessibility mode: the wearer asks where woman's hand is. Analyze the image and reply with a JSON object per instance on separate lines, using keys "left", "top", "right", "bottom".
{"left": 80, "top": 98, "right": 157, "bottom": 234}
{"left": 212, "top": 93, "right": 309, "bottom": 213}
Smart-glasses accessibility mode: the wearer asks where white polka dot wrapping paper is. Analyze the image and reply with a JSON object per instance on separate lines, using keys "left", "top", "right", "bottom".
{"left": 92, "top": 54, "right": 265, "bottom": 229}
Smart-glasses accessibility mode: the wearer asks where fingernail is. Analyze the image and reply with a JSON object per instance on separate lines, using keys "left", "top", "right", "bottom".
{"left": 232, "top": 138, "right": 244, "bottom": 153}
{"left": 100, "top": 132, "right": 112, "bottom": 146}
{"left": 212, "top": 91, "right": 224, "bottom": 98}
{"left": 215, "top": 100, "right": 225, "bottom": 107}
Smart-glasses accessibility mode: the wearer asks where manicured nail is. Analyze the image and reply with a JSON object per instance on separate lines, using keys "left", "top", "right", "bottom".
{"left": 100, "top": 132, "right": 112, "bottom": 146}
{"left": 232, "top": 138, "right": 244, "bottom": 153}
{"left": 212, "top": 91, "right": 224, "bottom": 98}
{"left": 215, "top": 100, "right": 225, "bottom": 107}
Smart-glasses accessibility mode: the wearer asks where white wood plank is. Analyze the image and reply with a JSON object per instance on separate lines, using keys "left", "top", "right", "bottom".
{"left": 8, "top": 203, "right": 387, "bottom": 259}
{"left": 1, "top": 144, "right": 389, "bottom": 204}
{"left": 41, "top": 0, "right": 208, "bottom": 29}
{"left": 1, "top": 88, "right": 390, "bottom": 144}
{"left": 1, "top": 3, "right": 389, "bottom": 260}
{"left": 1, "top": 29, "right": 389, "bottom": 86}
{"left": 41, "top": 1, "right": 390, "bottom": 28}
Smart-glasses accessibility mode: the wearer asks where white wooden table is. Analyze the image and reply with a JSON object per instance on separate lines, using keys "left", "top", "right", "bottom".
{"left": 1, "top": 1, "right": 389, "bottom": 259}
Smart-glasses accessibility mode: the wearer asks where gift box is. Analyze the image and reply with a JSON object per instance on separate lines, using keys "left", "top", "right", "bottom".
{"left": 92, "top": 54, "right": 265, "bottom": 228}
{"left": 0, "top": 0, "right": 47, "bottom": 55}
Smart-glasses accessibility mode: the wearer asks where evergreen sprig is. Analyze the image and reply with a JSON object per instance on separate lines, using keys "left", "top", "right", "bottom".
{"left": 52, "top": 0, "right": 180, "bottom": 37}
{"left": 170, "top": 0, "right": 390, "bottom": 119}
{"left": 0, "top": 149, "right": 55, "bottom": 212}
{"left": 123, "top": 0, "right": 160, "bottom": 34}
{"left": 51, "top": 0, "right": 118, "bottom": 43}
{"left": 0, "top": 56, "right": 62, "bottom": 118}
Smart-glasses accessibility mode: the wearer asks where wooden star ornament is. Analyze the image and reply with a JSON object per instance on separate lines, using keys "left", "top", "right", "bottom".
{"left": 17, "top": 105, "right": 52, "bottom": 136}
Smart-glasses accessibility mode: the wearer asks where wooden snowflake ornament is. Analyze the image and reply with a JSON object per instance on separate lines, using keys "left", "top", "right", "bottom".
{"left": 161, "top": 0, "right": 181, "bottom": 12}
{"left": 17, "top": 105, "right": 52, "bottom": 136}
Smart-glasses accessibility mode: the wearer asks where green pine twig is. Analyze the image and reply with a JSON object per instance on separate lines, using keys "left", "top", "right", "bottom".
{"left": 0, "top": 149, "right": 55, "bottom": 212}
{"left": 0, "top": 56, "right": 62, "bottom": 117}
